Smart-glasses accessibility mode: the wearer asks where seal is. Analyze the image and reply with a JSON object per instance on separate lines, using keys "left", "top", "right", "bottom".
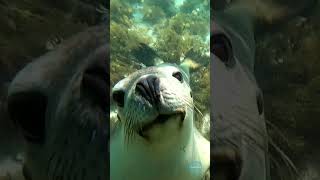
{"left": 211, "top": 0, "right": 317, "bottom": 179}
{"left": 7, "top": 26, "right": 109, "bottom": 180}
{"left": 110, "top": 63, "right": 210, "bottom": 180}
{"left": 211, "top": 5, "right": 268, "bottom": 179}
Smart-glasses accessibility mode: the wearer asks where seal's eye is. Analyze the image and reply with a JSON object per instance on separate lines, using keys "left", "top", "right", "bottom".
{"left": 112, "top": 90, "right": 125, "bottom": 107}
{"left": 172, "top": 71, "right": 183, "bottom": 82}
{"left": 211, "top": 33, "right": 234, "bottom": 68}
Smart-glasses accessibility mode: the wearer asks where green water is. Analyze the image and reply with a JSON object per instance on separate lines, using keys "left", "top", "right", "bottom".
{"left": 110, "top": 0, "right": 210, "bottom": 127}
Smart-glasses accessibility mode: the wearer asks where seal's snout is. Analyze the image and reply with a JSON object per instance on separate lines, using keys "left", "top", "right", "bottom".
{"left": 135, "top": 75, "right": 160, "bottom": 105}
{"left": 212, "top": 146, "right": 242, "bottom": 180}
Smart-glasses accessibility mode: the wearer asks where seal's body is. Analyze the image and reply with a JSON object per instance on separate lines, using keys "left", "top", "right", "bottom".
{"left": 110, "top": 64, "right": 210, "bottom": 180}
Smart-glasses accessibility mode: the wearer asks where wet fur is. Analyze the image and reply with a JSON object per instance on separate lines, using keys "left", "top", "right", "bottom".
{"left": 110, "top": 65, "right": 210, "bottom": 180}
{"left": 211, "top": 0, "right": 317, "bottom": 179}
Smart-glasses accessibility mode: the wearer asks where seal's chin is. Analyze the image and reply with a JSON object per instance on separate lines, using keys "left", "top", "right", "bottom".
{"left": 138, "top": 111, "right": 186, "bottom": 139}
{"left": 212, "top": 146, "right": 242, "bottom": 180}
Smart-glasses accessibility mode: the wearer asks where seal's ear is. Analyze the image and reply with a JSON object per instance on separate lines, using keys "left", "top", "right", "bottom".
{"left": 179, "top": 61, "right": 190, "bottom": 78}
{"left": 179, "top": 58, "right": 200, "bottom": 83}
{"left": 180, "top": 58, "right": 200, "bottom": 74}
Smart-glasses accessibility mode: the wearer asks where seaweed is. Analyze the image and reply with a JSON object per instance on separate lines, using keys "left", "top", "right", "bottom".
{"left": 110, "top": 0, "right": 210, "bottom": 133}
{"left": 141, "top": 5, "right": 166, "bottom": 25}
{"left": 144, "top": 0, "right": 177, "bottom": 17}
{"left": 180, "top": 0, "right": 209, "bottom": 14}
{"left": 154, "top": 28, "right": 208, "bottom": 64}
{"left": 110, "top": 0, "right": 133, "bottom": 26}
{"left": 110, "top": 21, "right": 152, "bottom": 60}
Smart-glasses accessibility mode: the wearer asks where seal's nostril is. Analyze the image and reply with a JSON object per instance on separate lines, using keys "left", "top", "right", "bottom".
{"left": 112, "top": 90, "right": 125, "bottom": 107}
{"left": 135, "top": 76, "right": 160, "bottom": 104}
{"left": 257, "top": 91, "right": 264, "bottom": 115}
{"left": 7, "top": 91, "right": 47, "bottom": 144}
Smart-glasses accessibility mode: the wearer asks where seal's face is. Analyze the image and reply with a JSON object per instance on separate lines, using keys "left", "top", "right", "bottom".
{"left": 112, "top": 64, "right": 193, "bottom": 144}
{"left": 211, "top": 17, "right": 268, "bottom": 180}
{"left": 7, "top": 26, "right": 109, "bottom": 180}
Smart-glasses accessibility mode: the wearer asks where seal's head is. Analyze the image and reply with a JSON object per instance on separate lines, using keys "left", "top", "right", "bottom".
{"left": 211, "top": 6, "right": 268, "bottom": 180}
{"left": 6, "top": 26, "right": 109, "bottom": 180}
{"left": 110, "top": 64, "right": 210, "bottom": 180}
{"left": 112, "top": 64, "right": 193, "bottom": 145}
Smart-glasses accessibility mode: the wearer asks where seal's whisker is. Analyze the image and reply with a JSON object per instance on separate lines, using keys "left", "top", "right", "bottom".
{"left": 227, "top": 110, "right": 269, "bottom": 140}
{"left": 230, "top": 123, "right": 295, "bottom": 179}
{"left": 268, "top": 137, "right": 298, "bottom": 175}
{"left": 193, "top": 104, "right": 204, "bottom": 118}
{"left": 268, "top": 154, "right": 285, "bottom": 180}
{"left": 265, "top": 121, "right": 299, "bottom": 178}
{"left": 179, "top": 96, "right": 204, "bottom": 118}
{"left": 179, "top": 97, "right": 194, "bottom": 112}
{"left": 266, "top": 120, "right": 291, "bottom": 145}
{"left": 124, "top": 115, "right": 134, "bottom": 145}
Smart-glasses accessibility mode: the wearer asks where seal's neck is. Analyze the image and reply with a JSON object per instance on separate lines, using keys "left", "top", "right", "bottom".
{"left": 110, "top": 113, "right": 210, "bottom": 180}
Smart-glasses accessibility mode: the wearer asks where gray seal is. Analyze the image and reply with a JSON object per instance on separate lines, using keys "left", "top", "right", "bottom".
{"left": 211, "top": 0, "right": 317, "bottom": 179}
{"left": 110, "top": 63, "right": 210, "bottom": 180}
{"left": 7, "top": 26, "right": 109, "bottom": 180}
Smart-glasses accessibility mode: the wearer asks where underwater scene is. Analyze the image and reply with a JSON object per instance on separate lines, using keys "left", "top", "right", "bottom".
{"left": 0, "top": 0, "right": 318, "bottom": 179}
{"left": 110, "top": 0, "right": 210, "bottom": 135}
{"left": 110, "top": 0, "right": 210, "bottom": 179}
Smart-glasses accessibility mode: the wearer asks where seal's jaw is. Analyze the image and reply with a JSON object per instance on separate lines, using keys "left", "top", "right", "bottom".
{"left": 137, "top": 111, "right": 186, "bottom": 140}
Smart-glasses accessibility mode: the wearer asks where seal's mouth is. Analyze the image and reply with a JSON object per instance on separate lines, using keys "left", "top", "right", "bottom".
{"left": 212, "top": 146, "right": 242, "bottom": 180}
{"left": 138, "top": 111, "right": 186, "bottom": 138}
